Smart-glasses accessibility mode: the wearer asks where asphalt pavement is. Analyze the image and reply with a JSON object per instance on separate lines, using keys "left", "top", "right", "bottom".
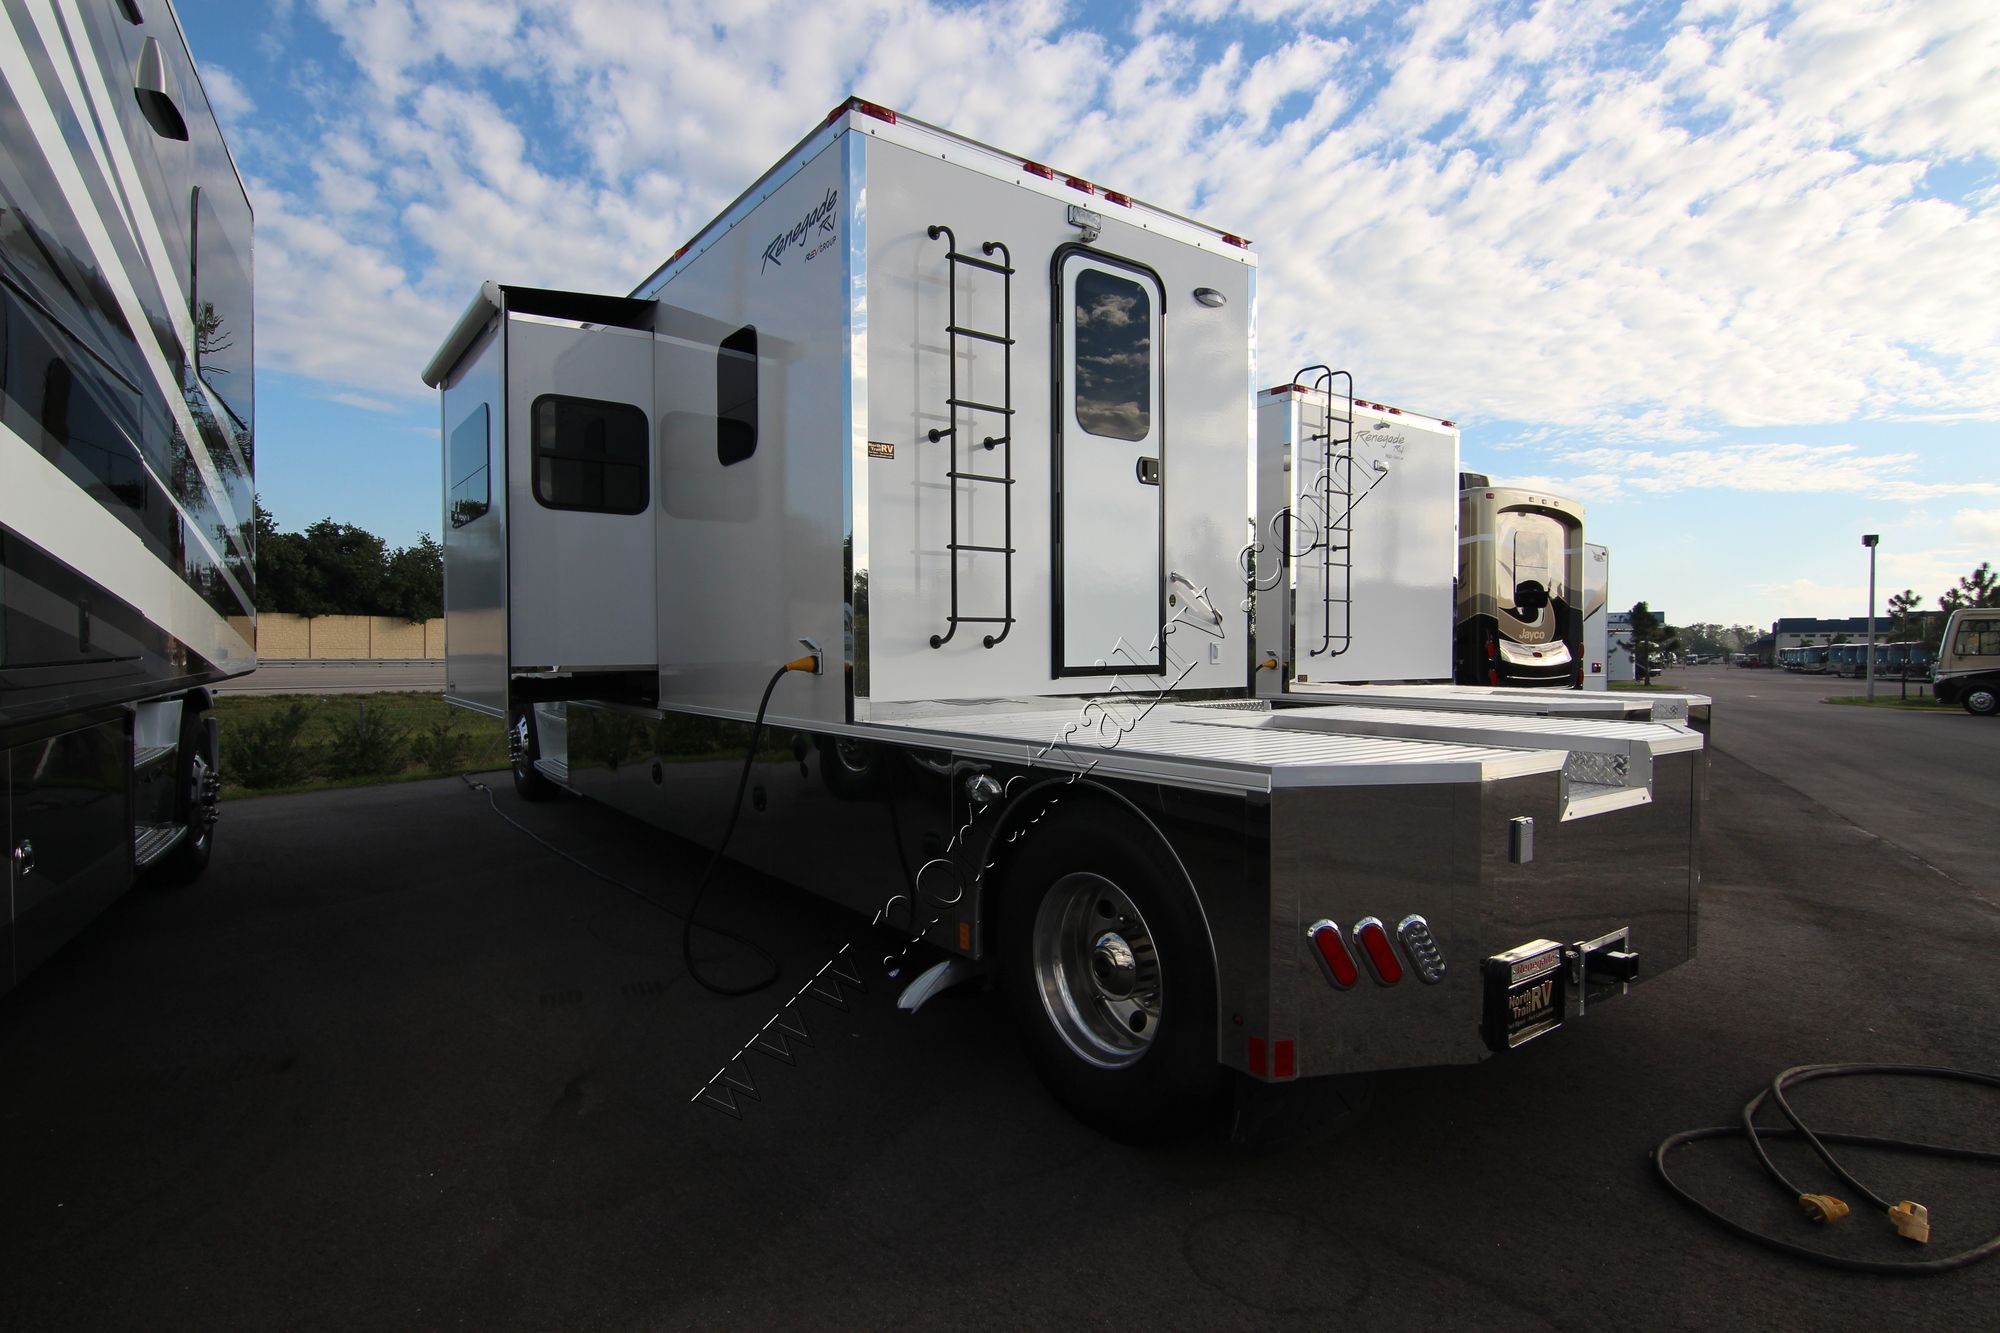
{"left": 1, "top": 689, "right": 1995, "bottom": 1329}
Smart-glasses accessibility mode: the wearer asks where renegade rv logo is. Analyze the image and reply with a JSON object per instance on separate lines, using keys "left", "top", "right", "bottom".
{"left": 762, "top": 188, "right": 840, "bottom": 271}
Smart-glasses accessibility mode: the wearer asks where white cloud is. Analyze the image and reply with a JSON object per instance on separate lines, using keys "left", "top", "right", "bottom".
{"left": 197, "top": 63, "right": 254, "bottom": 121}
{"left": 1549, "top": 442, "right": 2000, "bottom": 501}
{"left": 1951, "top": 506, "right": 2000, "bottom": 547}
{"left": 227, "top": 0, "right": 2000, "bottom": 459}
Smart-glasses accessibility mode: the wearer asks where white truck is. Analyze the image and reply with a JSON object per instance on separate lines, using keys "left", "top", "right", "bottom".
{"left": 421, "top": 99, "right": 1706, "bottom": 1139}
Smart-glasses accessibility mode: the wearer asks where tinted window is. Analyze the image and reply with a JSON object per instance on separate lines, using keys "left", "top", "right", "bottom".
{"left": 532, "top": 394, "right": 648, "bottom": 513}
{"left": 448, "top": 403, "right": 489, "bottom": 527}
{"left": 1073, "top": 268, "right": 1150, "bottom": 441}
{"left": 192, "top": 186, "right": 253, "bottom": 432}
{"left": 1955, "top": 623, "right": 2000, "bottom": 657}
{"left": 717, "top": 325, "right": 757, "bottom": 466}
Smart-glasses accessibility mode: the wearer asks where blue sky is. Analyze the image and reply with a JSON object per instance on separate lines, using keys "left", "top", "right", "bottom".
{"left": 179, "top": 0, "right": 1998, "bottom": 628}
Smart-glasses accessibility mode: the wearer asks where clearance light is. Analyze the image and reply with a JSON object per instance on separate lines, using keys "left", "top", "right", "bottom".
{"left": 1442, "top": 420, "right": 1457, "bottom": 427}
{"left": 1307, "top": 919, "right": 1359, "bottom": 989}
{"left": 1065, "top": 176, "right": 1095, "bottom": 194}
{"left": 826, "top": 97, "right": 897, "bottom": 126}
{"left": 1221, "top": 233, "right": 1249, "bottom": 248}
{"left": 1354, "top": 917, "right": 1404, "bottom": 985}
{"left": 1022, "top": 161, "right": 1056, "bottom": 179}
{"left": 1103, "top": 190, "right": 1132, "bottom": 207}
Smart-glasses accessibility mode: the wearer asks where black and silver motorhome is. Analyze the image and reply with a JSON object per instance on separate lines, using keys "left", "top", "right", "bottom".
{"left": 425, "top": 100, "right": 1705, "bottom": 1138}
{"left": 2, "top": 1, "right": 253, "bottom": 996}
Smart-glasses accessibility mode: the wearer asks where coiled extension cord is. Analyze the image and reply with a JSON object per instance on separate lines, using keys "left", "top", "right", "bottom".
{"left": 1654, "top": 1062, "right": 2000, "bottom": 1274}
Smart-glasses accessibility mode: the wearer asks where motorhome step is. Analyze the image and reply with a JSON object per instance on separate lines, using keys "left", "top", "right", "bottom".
{"left": 944, "top": 616, "right": 1013, "bottom": 624}
{"left": 947, "top": 397, "right": 1013, "bottom": 415}
{"left": 944, "top": 251, "right": 1015, "bottom": 276}
{"left": 947, "top": 543, "right": 1016, "bottom": 554}
{"left": 132, "top": 822, "right": 187, "bottom": 868}
{"left": 946, "top": 324, "right": 1014, "bottom": 345}
{"left": 946, "top": 471, "right": 1014, "bottom": 485}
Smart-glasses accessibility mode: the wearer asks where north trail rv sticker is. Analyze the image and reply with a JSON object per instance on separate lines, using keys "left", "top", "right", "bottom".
{"left": 761, "top": 188, "right": 840, "bottom": 272}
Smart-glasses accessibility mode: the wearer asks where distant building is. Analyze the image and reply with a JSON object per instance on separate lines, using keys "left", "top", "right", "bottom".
{"left": 1771, "top": 613, "right": 1944, "bottom": 654}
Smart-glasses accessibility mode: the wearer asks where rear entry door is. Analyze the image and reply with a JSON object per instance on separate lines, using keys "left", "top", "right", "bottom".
{"left": 1053, "top": 249, "right": 1166, "bottom": 676}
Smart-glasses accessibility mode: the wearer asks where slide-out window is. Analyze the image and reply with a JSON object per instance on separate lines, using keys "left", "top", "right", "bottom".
{"left": 717, "top": 325, "right": 757, "bottom": 466}
{"left": 531, "top": 394, "right": 648, "bottom": 514}
{"left": 448, "top": 403, "right": 490, "bottom": 527}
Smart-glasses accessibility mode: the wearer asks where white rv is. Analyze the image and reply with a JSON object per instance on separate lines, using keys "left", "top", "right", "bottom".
{"left": 423, "top": 100, "right": 1705, "bottom": 1138}
{"left": 1933, "top": 607, "right": 2000, "bottom": 716}
{"left": 1582, "top": 544, "right": 1610, "bottom": 690}
{"left": 2, "top": 0, "right": 252, "bottom": 996}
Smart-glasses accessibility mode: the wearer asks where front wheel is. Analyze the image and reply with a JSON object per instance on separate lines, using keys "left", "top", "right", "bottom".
{"left": 1965, "top": 686, "right": 1999, "bottom": 717}
{"left": 997, "top": 803, "right": 1227, "bottom": 1142}
{"left": 155, "top": 705, "right": 217, "bottom": 883}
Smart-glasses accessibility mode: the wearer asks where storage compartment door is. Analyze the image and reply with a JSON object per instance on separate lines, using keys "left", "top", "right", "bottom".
{"left": 1053, "top": 250, "right": 1166, "bottom": 676}
{"left": 504, "top": 317, "right": 657, "bottom": 682}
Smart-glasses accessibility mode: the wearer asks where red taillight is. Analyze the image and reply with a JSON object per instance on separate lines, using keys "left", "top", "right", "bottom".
{"left": 1065, "top": 175, "right": 1095, "bottom": 194}
{"left": 1022, "top": 161, "right": 1055, "bottom": 179}
{"left": 1307, "top": 920, "right": 1359, "bottom": 989}
{"left": 1354, "top": 917, "right": 1404, "bottom": 985}
{"left": 1221, "top": 233, "right": 1249, "bottom": 248}
{"left": 1485, "top": 640, "right": 1497, "bottom": 660}
{"left": 1488, "top": 668, "right": 1500, "bottom": 685}
{"left": 1103, "top": 190, "right": 1132, "bottom": 207}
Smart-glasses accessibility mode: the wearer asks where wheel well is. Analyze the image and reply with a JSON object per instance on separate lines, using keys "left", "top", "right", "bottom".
{"left": 973, "top": 778, "right": 1215, "bottom": 977}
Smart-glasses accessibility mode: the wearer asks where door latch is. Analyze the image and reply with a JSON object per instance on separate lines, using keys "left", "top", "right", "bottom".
{"left": 1135, "top": 456, "right": 1160, "bottom": 486}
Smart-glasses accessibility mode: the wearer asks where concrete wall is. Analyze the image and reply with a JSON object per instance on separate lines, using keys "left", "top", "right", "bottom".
{"left": 255, "top": 614, "right": 446, "bottom": 660}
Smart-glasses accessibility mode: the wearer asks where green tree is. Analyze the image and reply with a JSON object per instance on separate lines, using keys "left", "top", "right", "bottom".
{"left": 381, "top": 534, "right": 443, "bottom": 622}
{"left": 253, "top": 498, "right": 311, "bottom": 612}
{"left": 293, "top": 519, "right": 387, "bottom": 618}
{"left": 1939, "top": 561, "right": 1999, "bottom": 611}
{"left": 1628, "top": 602, "right": 1680, "bottom": 683}
{"left": 1887, "top": 589, "right": 1922, "bottom": 697}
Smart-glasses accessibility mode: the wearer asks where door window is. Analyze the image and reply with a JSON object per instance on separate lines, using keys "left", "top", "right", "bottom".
{"left": 1072, "top": 269, "right": 1151, "bottom": 441}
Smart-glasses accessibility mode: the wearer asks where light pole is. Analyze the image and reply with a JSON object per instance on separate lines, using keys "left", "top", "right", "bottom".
{"left": 1862, "top": 534, "right": 1879, "bottom": 701}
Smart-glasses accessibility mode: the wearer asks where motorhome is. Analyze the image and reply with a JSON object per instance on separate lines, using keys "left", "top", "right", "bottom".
{"left": 2, "top": 1, "right": 252, "bottom": 996}
{"left": 1454, "top": 477, "right": 1585, "bottom": 688}
{"left": 1933, "top": 608, "right": 2000, "bottom": 716}
{"left": 423, "top": 100, "right": 1705, "bottom": 1137}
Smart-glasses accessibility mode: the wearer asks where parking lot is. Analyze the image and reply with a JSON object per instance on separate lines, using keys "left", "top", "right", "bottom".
{"left": 2, "top": 686, "right": 1995, "bottom": 1329}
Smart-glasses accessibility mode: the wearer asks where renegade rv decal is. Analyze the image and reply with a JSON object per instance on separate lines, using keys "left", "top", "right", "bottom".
{"left": 761, "top": 188, "right": 840, "bottom": 271}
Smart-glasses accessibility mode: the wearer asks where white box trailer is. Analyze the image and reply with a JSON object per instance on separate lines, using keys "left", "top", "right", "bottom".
{"left": 1250, "top": 377, "right": 1461, "bottom": 693}
{"left": 1583, "top": 543, "right": 1611, "bottom": 690}
{"left": 421, "top": 100, "right": 1706, "bottom": 1139}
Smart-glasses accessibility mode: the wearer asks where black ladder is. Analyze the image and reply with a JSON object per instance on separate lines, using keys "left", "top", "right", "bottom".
{"left": 925, "top": 224, "right": 1015, "bottom": 649}
{"left": 1295, "top": 364, "right": 1356, "bottom": 658}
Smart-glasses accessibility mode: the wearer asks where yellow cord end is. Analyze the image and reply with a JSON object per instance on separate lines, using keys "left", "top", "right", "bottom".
{"left": 1798, "top": 1193, "right": 1850, "bottom": 1224}
{"left": 1887, "top": 1201, "right": 1930, "bottom": 1243}
{"left": 1258, "top": 657, "right": 1278, "bottom": 671}
{"left": 783, "top": 654, "right": 820, "bottom": 674}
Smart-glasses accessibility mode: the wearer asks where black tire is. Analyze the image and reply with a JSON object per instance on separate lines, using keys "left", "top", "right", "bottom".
{"left": 816, "top": 735, "right": 886, "bottom": 799}
{"left": 1965, "top": 686, "right": 1999, "bottom": 717}
{"left": 511, "top": 707, "right": 560, "bottom": 801}
{"left": 996, "top": 800, "right": 1228, "bottom": 1143}
{"left": 155, "top": 704, "right": 216, "bottom": 883}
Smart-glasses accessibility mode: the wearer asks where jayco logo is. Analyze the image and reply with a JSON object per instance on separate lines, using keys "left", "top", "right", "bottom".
{"left": 761, "top": 188, "right": 840, "bottom": 271}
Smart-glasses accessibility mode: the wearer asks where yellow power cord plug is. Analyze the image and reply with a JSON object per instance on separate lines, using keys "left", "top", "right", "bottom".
{"left": 784, "top": 654, "right": 820, "bottom": 674}
{"left": 1887, "top": 1201, "right": 1931, "bottom": 1243}
{"left": 1798, "top": 1194, "right": 1850, "bottom": 1224}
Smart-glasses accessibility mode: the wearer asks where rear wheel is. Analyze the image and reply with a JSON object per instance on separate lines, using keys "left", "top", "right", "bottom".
{"left": 511, "top": 708, "right": 559, "bottom": 801}
{"left": 998, "top": 803, "right": 1227, "bottom": 1142}
{"left": 1965, "top": 686, "right": 1998, "bottom": 717}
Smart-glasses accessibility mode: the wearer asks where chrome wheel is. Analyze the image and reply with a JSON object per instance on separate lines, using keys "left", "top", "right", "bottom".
{"left": 833, "top": 738, "right": 871, "bottom": 774}
{"left": 1031, "top": 872, "right": 1163, "bottom": 1068}
{"left": 1967, "top": 687, "right": 1998, "bottom": 717}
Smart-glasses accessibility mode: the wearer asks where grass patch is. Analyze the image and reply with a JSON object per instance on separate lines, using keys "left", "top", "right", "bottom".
{"left": 1822, "top": 693, "right": 1947, "bottom": 710}
{"left": 216, "top": 692, "right": 505, "bottom": 799}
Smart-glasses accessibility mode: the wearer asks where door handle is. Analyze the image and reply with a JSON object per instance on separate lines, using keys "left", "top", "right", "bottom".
{"left": 11, "top": 839, "right": 31, "bottom": 878}
{"left": 1135, "top": 456, "right": 1160, "bottom": 486}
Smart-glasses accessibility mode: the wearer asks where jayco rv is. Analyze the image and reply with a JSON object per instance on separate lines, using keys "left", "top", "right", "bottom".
{"left": 423, "top": 100, "right": 1705, "bottom": 1138}
{"left": 1, "top": 0, "right": 252, "bottom": 996}
{"left": 1455, "top": 476, "right": 1586, "bottom": 688}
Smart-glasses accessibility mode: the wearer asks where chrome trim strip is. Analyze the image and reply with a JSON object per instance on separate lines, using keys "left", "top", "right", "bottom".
{"left": 844, "top": 126, "right": 868, "bottom": 716}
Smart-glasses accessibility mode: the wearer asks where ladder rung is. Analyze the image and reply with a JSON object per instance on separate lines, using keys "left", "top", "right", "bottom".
{"left": 947, "top": 324, "right": 1013, "bottom": 345}
{"left": 948, "top": 543, "right": 1015, "bottom": 554}
{"left": 946, "top": 252, "right": 1014, "bottom": 276}
{"left": 946, "top": 616, "right": 1013, "bottom": 624}
{"left": 947, "top": 397, "right": 1013, "bottom": 415}
{"left": 946, "top": 471, "right": 1015, "bottom": 485}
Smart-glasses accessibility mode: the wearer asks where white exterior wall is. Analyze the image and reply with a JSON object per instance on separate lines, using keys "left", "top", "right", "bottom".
{"left": 858, "top": 134, "right": 1253, "bottom": 706}
{"left": 1253, "top": 386, "right": 1459, "bottom": 690}
{"left": 1582, "top": 543, "right": 1609, "bottom": 690}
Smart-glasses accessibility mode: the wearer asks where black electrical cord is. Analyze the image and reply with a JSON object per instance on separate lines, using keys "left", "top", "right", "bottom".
{"left": 458, "top": 773, "right": 780, "bottom": 981}
{"left": 1655, "top": 1063, "right": 2000, "bottom": 1274}
{"left": 678, "top": 660, "right": 803, "bottom": 996}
